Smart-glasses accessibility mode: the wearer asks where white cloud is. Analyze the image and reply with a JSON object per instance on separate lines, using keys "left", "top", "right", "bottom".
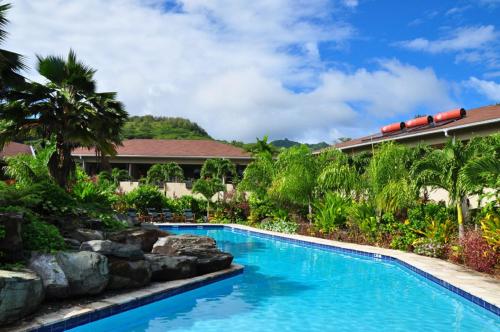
{"left": 343, "top": 0, "right": 358, "bottom": 8}
{"left": 5, "top": 0, "right": 454, "bottom": 142}
{"left": 467, "top": 77, "right": 500, "bottom": 101}
{"left": 399, "top": 25, "right": 497, "bottom": 53}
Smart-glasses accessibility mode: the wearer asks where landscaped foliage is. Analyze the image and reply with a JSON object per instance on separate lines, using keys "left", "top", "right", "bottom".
{"left": 238, "top": 134, "right": 500, "bottom": 274}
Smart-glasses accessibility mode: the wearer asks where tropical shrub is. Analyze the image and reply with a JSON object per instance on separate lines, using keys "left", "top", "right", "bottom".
{"left": 97, "top": 214, "right": 127, "bottom": 231}
{"left": 98, "top": 168, "right": 131, "bottom": 185}
{"left": 348, "top": 202, "right": 378, "bottom": 242}
{"left": 71, "top": 168, "right": 117, "bottom": 208}
{"left": 125, "top": 185, "right": 166, "bottom": 214}
{"left": 478, "top": 202, "right": 500, "bottom": 251}
{"left": 314, "top": 192, "right": 350, "bottom": 234}
{"left": 413, "top": 238, "right": 448, "bottom": 258}
{"left": 460, "top": 230, "right": 498, "bottom": 273}
{"left": 260, "top": 218, "right": 298, "bottom": 234}
{"left": 247, "top": 195, "right": 275, "bottom": 224}
{"left": 22, "top": 216, "right": 66, "bottom": 253}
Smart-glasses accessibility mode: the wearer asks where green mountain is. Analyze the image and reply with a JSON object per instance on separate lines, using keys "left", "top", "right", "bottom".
{"left": 271, "top": 138, "right": 329, "bottom": 150}
{"left": 122, "top": 116, "right": 212, "bottom": 140}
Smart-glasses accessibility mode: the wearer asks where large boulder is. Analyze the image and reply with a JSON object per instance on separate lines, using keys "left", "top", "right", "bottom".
{"left": 28, "top": 253, "right": 69, "bottom": 299}
{"left": 0, "top": 269, "right": 44, "bottom": 325}
{"left": 151, "top": 235, "right": 233, "bottom": 275}
{"left": 67, "top": 228, "right": 104, "bottom": 243}
{"left": 175, "top": 248, "right": 233, "bottom": 274}
{"left": 0, "top": 213, "right": 24, "bottom": 263}
{"left": 80, "top": 240, "right": 144, "bottom": 260}
{"left": 144, "top": 254, "right": 197, "bottom": 281}
{"left": 151, "top": 234, "right": 215, "bottom": 255}
{"left": 108, "top": 228, "right": 170, "bottom": 252}
{"left": 57, "top": 251, "right": 109, "bottom": 296}
{"left": 107, "top": 258, "right": 151, "bottom": 290}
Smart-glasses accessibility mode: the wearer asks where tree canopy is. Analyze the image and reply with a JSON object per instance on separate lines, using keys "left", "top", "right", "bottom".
{"left": 0, "top": 50, "right": 127, "bottom": 188}
{"left": 122, "top": 116, "right": 211, "bottom": 140}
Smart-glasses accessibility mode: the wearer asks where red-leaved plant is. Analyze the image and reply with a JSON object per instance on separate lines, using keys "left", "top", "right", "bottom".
{"left": 460, "top": 231, "right": 498, "bottom": 273}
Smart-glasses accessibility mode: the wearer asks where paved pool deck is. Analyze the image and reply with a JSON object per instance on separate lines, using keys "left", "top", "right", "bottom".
{"left": 160, "top": 223, "right": 500, "bottom": 310}
{"left": 2, "top": 264, "right": 243, "bottom": 332}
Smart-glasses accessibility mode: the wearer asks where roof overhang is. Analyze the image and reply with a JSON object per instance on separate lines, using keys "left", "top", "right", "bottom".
{"left": 336, "top": 117, "right": 500, "bottom": 151}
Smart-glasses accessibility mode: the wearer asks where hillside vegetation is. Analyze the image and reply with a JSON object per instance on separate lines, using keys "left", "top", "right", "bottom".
{"left": 271, "top": 138, "right": 329, "bottom": 151}
{"left": 122, "top": 116, "right": 211, "bottom": 140}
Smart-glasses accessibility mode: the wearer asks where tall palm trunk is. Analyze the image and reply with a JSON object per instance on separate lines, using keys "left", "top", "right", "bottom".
{"left": 206, "top": 201, "right": 210, "bottom": 221}
{"left": 48, "top": 136, "right": 75, "bottom": 189}
{"left": 456, "top": 202, "right": 464, "bottom": 239}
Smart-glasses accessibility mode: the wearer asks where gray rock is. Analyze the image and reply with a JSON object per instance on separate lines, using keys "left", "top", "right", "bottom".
{"left": 67, "top": 228, "right": 104, "bottom": 243}
{"left": 151, "top": 235, "right": 233, "bottom": 275}
{"left": 0, "top": 269, "right": 44, "bottom": 325}
{"left": 28, "top": 253, "right": 69, "bottom": 299}
{"left": 151, "top": 234, "right": 216, "bottom": 255}
{"left": 64, "top": 237, "right": 81, "bottom": 250}
{"left": 108, "top": 228, "right": 170, "bottom": 252}
{"left": 80, "top": 240, "right": 144, "bottom": 260}
{"left": 57, "top": 251, "right": 109, "bottom": 296}
{"left": 172, "top": 248, "right": 233, "bottom": 275}
{"left": 0, "top": 213, "right": 24, "bottom": 263}
{"left": 144, "top": 254, "right": 197, "bottom": 281}
{"left": 107, "top": 258, "right": 151, "bottom": 290}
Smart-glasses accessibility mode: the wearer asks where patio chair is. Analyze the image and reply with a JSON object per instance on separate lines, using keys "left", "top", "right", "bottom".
{"left": 146, "top": 208, "right": 160, "bottom": 223}
{"left": 184, "top": 209, "right": 195, "bottom": 223}
{"left": 125, "top": 208, "right": 139, "bottom": 226}
{"left": 161, "top": 208, "right": 173, "bottom": 222}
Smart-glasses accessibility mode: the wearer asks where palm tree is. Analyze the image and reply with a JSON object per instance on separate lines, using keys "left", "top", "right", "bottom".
{"left": 249, "top": 135, "right": 276, "bottom": 156}
{"left": 0, "top": 2, "right": 25, "bottom": 92}
{"left": 412, "top": 139, "right": 476, "bottom": 239}
{"left": 192, "top": 177, "right": 224, "bottom": 220}
{"left": 317, "top": 149, "right": 363, "bottom": 199}
{"left": 200, "top": 158, "right": 236, "bottom": 185}
{"left": 0, "top": 50, "right": 127, "bottom": 188}
{"left": 146, "top": 162, "right": 184, "bottom": 194}
{"left": 367, "top": 142, "right": 416, "bottom": 216}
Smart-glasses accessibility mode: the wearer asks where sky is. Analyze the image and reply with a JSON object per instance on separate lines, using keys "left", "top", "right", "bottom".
{"left": 4, "top": 0, "right": 500, "bottom": 143}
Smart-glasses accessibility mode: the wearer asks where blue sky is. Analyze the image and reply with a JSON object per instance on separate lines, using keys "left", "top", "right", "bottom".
{"left": 5, "top": 0, "right": 500, "bottom": 143}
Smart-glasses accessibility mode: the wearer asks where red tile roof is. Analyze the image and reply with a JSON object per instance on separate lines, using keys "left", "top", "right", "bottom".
{"left": 72, "top": 139, "right": 252, "bottom": 159}
{"left": 0, "top": 142, "right": 33, "bottom": 158}
{"left": 333, "top": 104, "right": 500, "bottom": 150}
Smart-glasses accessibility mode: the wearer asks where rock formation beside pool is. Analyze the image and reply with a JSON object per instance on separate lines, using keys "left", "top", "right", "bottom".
{"left": 54, "top": 251, "right": 110, "bottom": 296}
{"left": 0, "top": 227, "right": 234, "bottom": 326}
{"left": 0, "top": 213, "right": 24, "bottom": 263}
{"left": 80, "top": 240, "right": 145, "bottom": 260}
{"left": 145, "top": 254, "right": 197, "bottom": 281}
{"left": 152, "top": 234, "right": 234, "bottom": 275}
{"left": 107, "top": 258, "right": 152, "bottom": 289}
{"left": 0, "top": 269, "right": 44, "bottom": 325}
{"left": 107, "top": 228, "right": 170, "bottom": 252}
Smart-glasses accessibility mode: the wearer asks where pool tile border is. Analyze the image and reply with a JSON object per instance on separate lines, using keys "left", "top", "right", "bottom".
{"left": 8, "top": 264, "right": 243, "bottom": 332}
{"left": 163, "top": 224, "right": 500, "bottom": 317}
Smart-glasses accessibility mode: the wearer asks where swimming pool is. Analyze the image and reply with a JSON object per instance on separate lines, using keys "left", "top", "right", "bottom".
{"left": 70, "top": 226, "right": 499, "bottom": 332}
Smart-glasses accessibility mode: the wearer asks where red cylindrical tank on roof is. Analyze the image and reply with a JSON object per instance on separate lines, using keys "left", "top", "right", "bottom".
{"left": 381, "top": 122, "right": 405, "bottom": 134}
{"left": 434, "top": 108, "right": 466, "bottom": 122}
{"left": 405, "top": 115, "right": 433, "bottom": 128}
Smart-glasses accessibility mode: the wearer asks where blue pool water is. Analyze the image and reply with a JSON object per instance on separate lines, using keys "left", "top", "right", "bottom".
{"left": 70, "top": 227, "right": 499, "bottom": 332}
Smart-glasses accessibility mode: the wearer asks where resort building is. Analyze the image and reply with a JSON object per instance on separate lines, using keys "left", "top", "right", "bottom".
{"left": 330, "top": 104, "right": 500, "bottom": 154}
{"left": 72, "top": 139, "right": 252, "bottom": 182}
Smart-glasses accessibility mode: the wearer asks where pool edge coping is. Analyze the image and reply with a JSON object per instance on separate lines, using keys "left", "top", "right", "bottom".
{"left": 159, "top": 223, "right": 500, "bottom": 317}
{"left": 3, "top": 264, "right": 244, "bottom": 332}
